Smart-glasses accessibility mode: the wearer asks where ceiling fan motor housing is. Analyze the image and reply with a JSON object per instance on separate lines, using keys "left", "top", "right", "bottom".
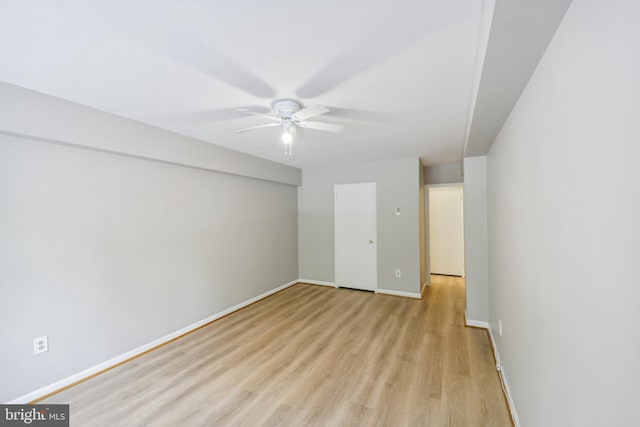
{"left": 271, "top": 99, "right": 302, "bottom": 118}
{"left": 235, "top": 99, "right": 341, "bottom": 137}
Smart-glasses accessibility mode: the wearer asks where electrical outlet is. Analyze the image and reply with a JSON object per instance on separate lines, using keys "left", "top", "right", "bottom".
{"left": 395, "top": 269, "right": 402, "bottom": 278}
{"left": 498, "top": 319, "right": 503, "bottom": 336}
{"left": 34, "top": 336, "right": 48, "bottom": 355}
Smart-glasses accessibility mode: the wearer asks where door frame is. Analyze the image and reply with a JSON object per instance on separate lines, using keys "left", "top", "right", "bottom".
{"left": 334, "top": 182, "right": 377, "bottom": 291}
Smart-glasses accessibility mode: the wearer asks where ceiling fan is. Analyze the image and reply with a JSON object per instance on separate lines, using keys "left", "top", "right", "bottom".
{"left": 235, "top": 99, "right": 343, "bottom": 155}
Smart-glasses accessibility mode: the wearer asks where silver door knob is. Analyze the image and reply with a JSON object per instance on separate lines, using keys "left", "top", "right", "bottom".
{"left": 369, "top": 240, "right": 374, "bottom": 244}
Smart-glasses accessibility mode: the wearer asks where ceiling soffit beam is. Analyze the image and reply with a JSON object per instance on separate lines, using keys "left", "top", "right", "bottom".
{"left": 0, "top": 81, "right": 302, "bottom": 186}
{"left": 464, "top": 0, "right": 574, "bottom": 158}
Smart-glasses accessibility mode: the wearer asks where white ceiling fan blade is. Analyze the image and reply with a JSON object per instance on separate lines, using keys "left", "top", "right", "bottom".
{"left": 300, "top": 121, "right": 343, "bottom": 133}
{"left": 161, "top": 31, "right": 275, "bottom": 99}
{"left": 234, "top": 123, "right": 281, "bottom": 133}
{"left": 293, "top": 105, "right": 330, "bottom": 121}
{"left": 236, "top": 108, "right": 282, "bottom": 122}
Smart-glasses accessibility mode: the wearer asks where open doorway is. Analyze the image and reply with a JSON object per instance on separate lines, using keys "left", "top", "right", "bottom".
{"left": 428, "top": 185, "right": 465, "bottom": 277}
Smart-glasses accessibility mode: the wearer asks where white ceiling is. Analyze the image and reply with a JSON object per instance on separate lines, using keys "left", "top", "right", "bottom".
{"left": 0, "top": 0, "right": 484, "bottom": 168}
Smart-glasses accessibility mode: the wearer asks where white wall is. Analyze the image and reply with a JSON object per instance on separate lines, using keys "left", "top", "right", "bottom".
{"left": 463, "top": 156, "right": 489, "bottom": 323}
{"left": 0, "top": 87, "right": 299, "bottom": 403}
{"left": 487, "top": 0, "right": 640, "bottom": 425}
{"left": 298, "top": 158, "right": 422, "bottom": 294}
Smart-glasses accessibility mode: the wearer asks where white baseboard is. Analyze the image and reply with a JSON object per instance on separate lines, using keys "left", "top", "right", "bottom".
{"left": 466, "top": 319, "right": 490, "bottom": 328}
{"left": 464, "top": 311, "right": 490, "bottom": 329}
{"left": 7, "top": 279, "right": 299, "bottom": 404}
{"left": 487, "top": 327, "right": 521, "bottom": 427}
{"left": 375, "top": 288, "right": 422, "bottom": 299}
{"left": 298, "top": 279, "right": 336, "bottom": 287}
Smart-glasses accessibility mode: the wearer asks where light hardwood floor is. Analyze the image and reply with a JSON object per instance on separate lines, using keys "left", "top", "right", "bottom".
{"left": 43, "top": 275, "right": 512, "bottom": 426}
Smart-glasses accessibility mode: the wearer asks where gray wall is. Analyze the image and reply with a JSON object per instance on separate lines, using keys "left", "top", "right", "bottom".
{"left": 423, "top": 185, "right": 431, "bottom": 286}
{"left": 0, "top": 89, "right": 299, "bottom": 402}
{"left": 423, "top": 162, "right": 463, "bottom": 185}
{"left": 463, "top": 156, "right": 489, "bottom": 322}
{"left": 419, "top": 164, "right": 428, "bottom": 287}
{"left": 298, "top": 158, "right": 421, "bottom": 294}
{"left": 486, "top": 0, "right": 640, "bottom": 425}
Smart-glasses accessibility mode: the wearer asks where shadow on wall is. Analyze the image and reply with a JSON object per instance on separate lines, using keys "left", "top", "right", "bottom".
{"left": 423, "top": 162, "right": 463, "bottom": 186}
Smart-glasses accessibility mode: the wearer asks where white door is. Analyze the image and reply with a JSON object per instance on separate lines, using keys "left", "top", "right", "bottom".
{"left": 335, "top": 183, "right": 377, "bottom": 291}
{"left": 429, "top": 186, "right": 465, "bottom": 276}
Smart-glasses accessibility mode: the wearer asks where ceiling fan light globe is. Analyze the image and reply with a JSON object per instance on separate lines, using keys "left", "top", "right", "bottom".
{"left": 281, "top": 132, "right": 293, "bottom": 144}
